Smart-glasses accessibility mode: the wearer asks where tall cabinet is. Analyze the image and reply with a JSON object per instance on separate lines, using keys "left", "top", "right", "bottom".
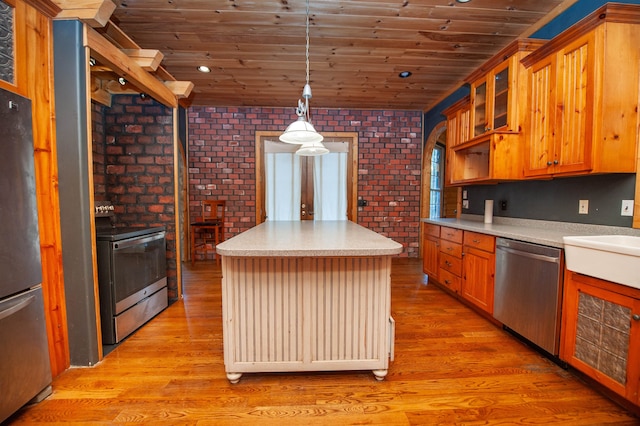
{"left": 521, "top": 4, "right": 640, "bottom": 177}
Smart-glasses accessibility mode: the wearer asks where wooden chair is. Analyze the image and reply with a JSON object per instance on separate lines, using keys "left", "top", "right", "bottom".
{"left": 191, "top": 200, "right": 225, "bottom": 265}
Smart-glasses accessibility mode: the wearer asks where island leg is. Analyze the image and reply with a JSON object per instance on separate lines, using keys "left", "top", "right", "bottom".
{"left": 226, "top": 372, "right": 242, "bottom": 384}
{"left": 372, "top": 369, "right": 388, "bottom": 381}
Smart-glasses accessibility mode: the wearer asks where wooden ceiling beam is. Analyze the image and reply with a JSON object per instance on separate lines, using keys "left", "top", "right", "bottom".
{"left": 164, "top": 81, "right": 194, "bottom": 99}
{"left": 85, "top": 25, "right": 178, "bottom": 107}
{"left": 53, "top": 0, "right": 116, "bottom": 27}
{"left": 90, "top": 77, "right": 112, "bottom": 107}
{"left": 121, "top": 49, "right": 164, "bottom": 72}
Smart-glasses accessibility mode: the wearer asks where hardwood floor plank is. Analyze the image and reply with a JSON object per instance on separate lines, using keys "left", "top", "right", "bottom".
{"left": 7, "top": 258, "right": 638, "bottom": 425}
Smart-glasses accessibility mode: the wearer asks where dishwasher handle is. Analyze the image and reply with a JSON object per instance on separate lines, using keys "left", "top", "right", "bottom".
{"left": 497, "top": 245, "right": 560, "bottom": 264}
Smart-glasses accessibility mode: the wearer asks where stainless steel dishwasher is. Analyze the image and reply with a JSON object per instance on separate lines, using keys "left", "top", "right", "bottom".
{"left": 494, "top": 238, "right": 563, "bottom": 356}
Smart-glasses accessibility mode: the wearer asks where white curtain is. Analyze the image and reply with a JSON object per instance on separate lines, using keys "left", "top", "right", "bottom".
{"left": 313, "top": 152, "right": 348, "bottom": 220}
{"left": 265, "top": 152, "right": 301, "bottom": 221}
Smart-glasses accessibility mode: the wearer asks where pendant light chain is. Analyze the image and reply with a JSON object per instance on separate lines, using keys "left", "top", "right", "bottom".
{"left": 304, "top": 0, "right": 311, "bottom": 122}
{"left": 305, "top": 0, "right": 310, "bottom": 88}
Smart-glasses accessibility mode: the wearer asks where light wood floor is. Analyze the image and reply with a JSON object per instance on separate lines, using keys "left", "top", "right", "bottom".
{"left": 9, "top": 258, "right": 640, "bottom": 425}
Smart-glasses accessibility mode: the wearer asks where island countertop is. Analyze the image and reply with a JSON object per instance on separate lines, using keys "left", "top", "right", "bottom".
{"left": 217, "top": 220, "right": 403, "bottom": 257}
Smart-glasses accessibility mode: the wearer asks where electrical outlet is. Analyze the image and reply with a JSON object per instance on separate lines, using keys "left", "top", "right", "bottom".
{"left": 462, "top": 200, "right": 469, "bottom": 209}
{"left": 579, "top": 200, "right": 589, "bottom": 215}
{"left": 621, "top": 200, "right": 634, "bottom": 216}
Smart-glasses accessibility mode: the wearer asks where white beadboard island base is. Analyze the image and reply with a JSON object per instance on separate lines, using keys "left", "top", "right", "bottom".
{"left": 216, "top": 221, "right": 403, "bottom": 383}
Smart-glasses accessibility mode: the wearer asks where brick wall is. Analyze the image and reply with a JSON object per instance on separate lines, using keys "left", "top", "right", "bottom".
{"left": 92, "top": 102, "right": 106, "bottom": 200}
{"left": 188, "top": 107, "right": 423, "bottom": 257}
{"left": 92, "top": 96, "right": 178, "bottom": 300}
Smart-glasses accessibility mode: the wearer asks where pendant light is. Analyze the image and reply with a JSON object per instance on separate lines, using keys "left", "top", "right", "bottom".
{"left": 279, "top": 0, "right": 328, "bottom": 156}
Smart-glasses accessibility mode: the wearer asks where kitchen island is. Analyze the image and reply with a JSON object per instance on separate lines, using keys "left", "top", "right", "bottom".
{"left": 216, "top": 221, "right": 403, "bottom": 383}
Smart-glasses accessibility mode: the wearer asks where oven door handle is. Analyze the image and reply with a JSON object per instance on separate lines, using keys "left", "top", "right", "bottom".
{"left": 113, "top": 232, "right": 165, "bottom": 250}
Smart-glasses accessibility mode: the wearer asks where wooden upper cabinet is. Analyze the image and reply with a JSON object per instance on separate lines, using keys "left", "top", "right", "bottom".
{"left": 442, "top": 96, "right": 469, "bottom": 186}
{"left": 446, "top": 40, "right": 544, "bottom": 185}
{"left": 522, "top": 4, "right": 640, "bottom": 178}
{"left": 467, "top": 40, "right": 544, "bottom": 139}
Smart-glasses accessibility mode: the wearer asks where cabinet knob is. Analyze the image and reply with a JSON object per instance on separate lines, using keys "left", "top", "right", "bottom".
{"left": 553, "top": 160, "right": 559, "bottom": 165}
{"left": 633, "top": 314, "right": 640, "bottom": 321}
{"left": 547, "top": 161, "right": 553, "bottom": 166}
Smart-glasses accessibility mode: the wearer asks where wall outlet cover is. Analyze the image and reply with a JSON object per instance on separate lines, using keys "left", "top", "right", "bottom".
{"left": 621, "top": 200, "right": 634, "bottom": 216}
{"left": 579, "top": 200, "right": 589, "bottom": 215}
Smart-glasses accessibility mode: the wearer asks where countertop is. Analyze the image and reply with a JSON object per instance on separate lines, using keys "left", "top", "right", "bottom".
{"left": 421, "top": 215, "right": 640, "bottom": 248}
{"left": 217, "top": 220, "right": 403, "bottom": 257}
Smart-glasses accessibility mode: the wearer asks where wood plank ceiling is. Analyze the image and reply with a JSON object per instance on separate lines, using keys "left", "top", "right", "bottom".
{"left": 109, "top": 0, "right": 574, "bottom": 110}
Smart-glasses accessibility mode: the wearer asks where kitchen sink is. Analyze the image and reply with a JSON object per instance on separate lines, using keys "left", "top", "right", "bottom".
{"left": 563, "top": 235, "right": 640, "bottom": 289}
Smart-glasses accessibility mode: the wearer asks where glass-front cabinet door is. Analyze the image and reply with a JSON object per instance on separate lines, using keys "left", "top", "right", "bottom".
{"left": 492, "top": 66, "right": 509, "bottom": 130}
{"left": 471, "top": 62, "right": 511, "bottom": 138}
{"left": 472, "top": 79, "right": 488, "bottom": 137}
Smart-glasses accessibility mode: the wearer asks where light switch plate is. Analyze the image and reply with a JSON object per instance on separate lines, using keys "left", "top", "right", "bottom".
{"left": 621, "top": 200, "right": 634, "bottom": 216}
{"left": 579, "top": 200, "right": 589, "bottom": 215}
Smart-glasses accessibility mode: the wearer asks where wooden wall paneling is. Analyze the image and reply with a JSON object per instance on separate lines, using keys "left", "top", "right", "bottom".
{"left": 20, "top": 0, "right": 70, "bottom": 376}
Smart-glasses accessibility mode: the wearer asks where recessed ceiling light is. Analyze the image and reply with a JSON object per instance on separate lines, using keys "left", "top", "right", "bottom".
{"left": 197, "top": 65, "right": 211, "bottom": 73}
{"left": 399, "top": 71, "right": 412, "bottom": 79}
{"left": 456, "top": 0, "right": 471, "bottom": 3}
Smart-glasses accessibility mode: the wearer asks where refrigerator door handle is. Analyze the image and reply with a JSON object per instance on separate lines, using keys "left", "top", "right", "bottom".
{"left": 0, "top": 294, "right": 35, "bottom": 321}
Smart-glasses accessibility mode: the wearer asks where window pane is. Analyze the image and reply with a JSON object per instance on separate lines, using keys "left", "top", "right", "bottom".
{"left": 0, "top": 0, "right": 14, "bottom": 84}
{"left": 429, "top": 145, "right": 444, "bottom": 218}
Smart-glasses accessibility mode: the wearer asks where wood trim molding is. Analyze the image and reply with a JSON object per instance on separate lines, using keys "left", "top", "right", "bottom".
{"left": 518, "top": 0, "right": 579, "bottom": 38}
{"left": 464, "top": 39, "right": 546, "bottom": 84}
{"left": 22, "top": 0, "right": 61, "bottom": 17}
{"left": 522, "top": 3, "right": 640, "bottom": 67}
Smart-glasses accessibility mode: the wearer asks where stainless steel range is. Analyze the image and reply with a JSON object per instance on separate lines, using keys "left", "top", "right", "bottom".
{"left": 95, "top": 202, "right": 168, "bottom": 345}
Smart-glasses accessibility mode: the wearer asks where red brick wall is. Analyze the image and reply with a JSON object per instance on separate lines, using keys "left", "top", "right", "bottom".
{"left": 92, "top": 102, "right": 107, "bottom": 200}
{"left": 96, "top": 96, "right": 178, "bottom": 299}
{"left": 188, "top": 107, "right": 423, "bottom": 257}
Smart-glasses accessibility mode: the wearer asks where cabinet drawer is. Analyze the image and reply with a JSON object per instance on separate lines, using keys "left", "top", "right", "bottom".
{"left": 424, "top": 224, "right": 440, "bottom": 238}
{"left": 440, "top": 239, "right": 462, "bottom": 258}
{"left": 439, "top": 253, "right": 462, "bottom": 276}
{"left": 441, "top": 227, "right": 463, "bottom": 243}
{"left": 464, "top": 231, "right": 495, "bottom": 253}
{"left": 439, "top": 269, "right": 461, "bottom": 293}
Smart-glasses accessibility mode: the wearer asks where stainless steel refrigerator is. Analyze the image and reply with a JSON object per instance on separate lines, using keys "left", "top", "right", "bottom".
{"left": 0, "top": 88, "right": 52, "bottom": 423}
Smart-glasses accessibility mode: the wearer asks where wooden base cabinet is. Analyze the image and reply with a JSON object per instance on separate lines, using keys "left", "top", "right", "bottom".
{"left": 438, "top": 227, "right": 463, "bottom": 294}
{"left": 461, "top": 232, "right": 495, "bottom": 314}
{"left": 561, "top": 271, "right": 640, "bottom": 406}
{"left": 422, "top": 224, "right": 440, "bottom": 280}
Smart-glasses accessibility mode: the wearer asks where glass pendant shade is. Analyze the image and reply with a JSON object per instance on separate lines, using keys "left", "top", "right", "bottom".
{"left": 296, "top": 140, "right": 330, "bottom": 156}
{"left": 279, "top": 116, "right": 324, "bottom": 144}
